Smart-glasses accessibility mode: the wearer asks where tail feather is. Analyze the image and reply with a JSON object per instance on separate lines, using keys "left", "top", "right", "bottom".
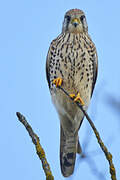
{"left": 60, "top": 126, "right": 78, "bottom": 177}
{"left": 77, "top": 140, "right": 82, "bottom": 154}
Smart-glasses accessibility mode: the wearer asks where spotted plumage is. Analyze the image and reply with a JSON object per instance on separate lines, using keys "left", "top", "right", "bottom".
{"left": 46, "top": 9, "right": 98, "bottom": 177}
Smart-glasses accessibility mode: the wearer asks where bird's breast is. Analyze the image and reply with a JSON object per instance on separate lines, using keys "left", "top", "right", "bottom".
{"left": 49, "top": 33, "right": 94, "bottom": 105}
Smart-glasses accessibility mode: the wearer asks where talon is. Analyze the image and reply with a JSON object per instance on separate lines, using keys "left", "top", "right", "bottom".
{"left": 53, "top": 77, "right": 63, "bottom": 87}
{"left": 69, "top": 93, "right": 76, "bottom": 99}
{"left": 74, "top": 93, "right": 85, "bottom": 106}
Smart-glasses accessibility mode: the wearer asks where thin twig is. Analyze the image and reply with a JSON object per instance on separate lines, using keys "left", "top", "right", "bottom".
{"left": 16, "top": 112, "right": 54, "bottom": 180}
{"left": 57, "top": 86, "right": 117, "bottom": 180}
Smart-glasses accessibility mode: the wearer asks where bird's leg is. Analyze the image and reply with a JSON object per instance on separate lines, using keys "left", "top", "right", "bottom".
{"left": 53, "top": 77, "right": 63, "bottom": 87}
{"left": 69, "top": 93, "right": 85, "bottom": 106}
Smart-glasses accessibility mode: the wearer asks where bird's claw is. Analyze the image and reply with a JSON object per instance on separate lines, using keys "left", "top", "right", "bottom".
{"left": 69, "top": 93, "right": 85, "bottom": 106}
{"left": 74, "top": 93, "right": 85, "bottom": 105}
{"left": 53, "top": 77, "right": 63, "bottom": 87}
{"left": 69, "top": 94, "right": 76, "bottom": 99}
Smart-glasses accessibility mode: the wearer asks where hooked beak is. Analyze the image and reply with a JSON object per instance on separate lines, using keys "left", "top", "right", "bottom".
{"left": 72, "top": 18, "right": 80, "bottom": 27}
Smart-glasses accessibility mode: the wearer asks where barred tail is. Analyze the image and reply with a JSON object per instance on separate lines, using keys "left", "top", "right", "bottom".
{"left": 60, "top": 126, "right": 79, "bottom": 177}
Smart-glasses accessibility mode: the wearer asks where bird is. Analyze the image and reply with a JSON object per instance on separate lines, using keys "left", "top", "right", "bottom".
{"left": 46, "top": 9, "right": 98, "bottom": 177}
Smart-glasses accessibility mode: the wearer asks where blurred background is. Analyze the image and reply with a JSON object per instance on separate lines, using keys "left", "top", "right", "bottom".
{"left": 0, "top": 0, "right": 120, "bottom": 179}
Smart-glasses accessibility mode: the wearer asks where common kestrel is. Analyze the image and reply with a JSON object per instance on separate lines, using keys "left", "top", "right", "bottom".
{"left": 46, "top": 9, "right": 98, "bottom": 177}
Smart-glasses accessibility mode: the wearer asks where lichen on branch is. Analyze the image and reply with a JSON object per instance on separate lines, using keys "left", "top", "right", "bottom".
{"left": 16, "top": 86, "right": 117, "bottom": 180}
{"left": 16, "top": 112, "right": 54, "bottom": 180}
{"left": 57, "top": 86, "right": 117, "bottom": 180}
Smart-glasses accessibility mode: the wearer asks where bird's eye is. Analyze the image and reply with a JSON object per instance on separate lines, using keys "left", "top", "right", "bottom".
{"left": 80, "top": 15, "right": 85, "bottom": 22}
{"left": 65, "top": 15, "right": 71, "bottom": 22}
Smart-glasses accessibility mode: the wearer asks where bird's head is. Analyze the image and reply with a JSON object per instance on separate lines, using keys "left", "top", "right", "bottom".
{"left": 62, "top": 9, "right": 88, "bottom": 34}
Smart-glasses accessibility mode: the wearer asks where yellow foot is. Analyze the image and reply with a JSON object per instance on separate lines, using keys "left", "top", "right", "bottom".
{"left": 53, "top": 77, "right": 63, "bottom": 87}
{"left": 69, "top": 93, "right": 76, "bottom": 99}
{"left": 74, "top": 93, "right": 85, "bottom": 106}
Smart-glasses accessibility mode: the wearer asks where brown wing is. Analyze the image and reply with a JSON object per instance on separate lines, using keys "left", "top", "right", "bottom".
{"left": 46, "top": 47, "right": 51, "bottom": 88}
{"left": 46, "top": 33, "right": 66, "bottom": 89}
{"left": 91, "top": 51, "right": 98, "bottom": 97}
{"left": 46, "top": 35, "right": 61, "bottom": 89}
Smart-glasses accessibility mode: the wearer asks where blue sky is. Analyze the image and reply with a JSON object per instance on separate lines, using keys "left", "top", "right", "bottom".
{"left": 0, "top": 0, "right": 120, "bottom": 179}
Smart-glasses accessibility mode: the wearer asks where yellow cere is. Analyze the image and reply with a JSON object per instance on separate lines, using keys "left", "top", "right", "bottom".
{"left": 71, "top": 18, "right": 80, "bottom": 24}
